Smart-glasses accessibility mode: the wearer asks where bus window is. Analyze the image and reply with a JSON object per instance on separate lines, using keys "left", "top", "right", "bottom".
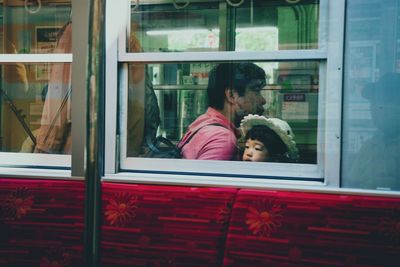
{"left": 0, "top": 1, "right": 71, "bottom": 54}
{"left": 125, "top": 61, "right": 319, "bottom": 165}
{"left": 342, "top": 0, "right": 400, "bottom": 191}
{"left": 110, "top": 0, "right": 332, "bottom": 183}
{"left": 0, "top": 1, "right": 72, "bottom": 169}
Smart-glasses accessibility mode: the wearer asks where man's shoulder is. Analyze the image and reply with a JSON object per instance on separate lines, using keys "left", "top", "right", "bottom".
{"left": 192, "top": 124, "right": 236, "bottom": 150}
{"left": 190, "top": 109, "right": 231, "bottom": 130}
{"left": 198, "top": 123, "right": 231, "bottom": 136}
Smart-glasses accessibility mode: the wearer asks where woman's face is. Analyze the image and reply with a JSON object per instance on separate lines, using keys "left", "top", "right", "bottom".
{"left": 243, "top": 139, "right": 269, "bottom": 162}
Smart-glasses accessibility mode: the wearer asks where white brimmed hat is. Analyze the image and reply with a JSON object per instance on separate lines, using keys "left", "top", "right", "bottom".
{"left": 240, "top": 114, "right": 299, "bottom": 161}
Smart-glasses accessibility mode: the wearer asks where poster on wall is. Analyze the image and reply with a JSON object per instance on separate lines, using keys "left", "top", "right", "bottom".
{"left": 35, "top": 26, "right": 61, "bottom": 80}
{"left": 281, "top": 93, "right": 309, "bottom": 123}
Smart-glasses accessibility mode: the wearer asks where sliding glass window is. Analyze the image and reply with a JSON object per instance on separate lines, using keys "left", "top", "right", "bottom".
{"left": 0, "top": 0, "right": 72, "bottom": 169}
{"left": 106, "top": 0, "right": 343, "bottom": 186}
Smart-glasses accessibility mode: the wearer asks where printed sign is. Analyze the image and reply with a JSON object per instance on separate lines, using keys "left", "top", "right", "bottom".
{"left": 284, "top": 93, "right": 306, "bottom": 102}
{"left": 282, "top": 93, "right": 309, "bottom": 122}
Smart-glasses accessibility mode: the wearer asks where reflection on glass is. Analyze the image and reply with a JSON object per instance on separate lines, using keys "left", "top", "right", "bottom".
{"left": 0, "top": 0, "right": 71, "bottom": 54}
{"left": 342, "top": 0, "right": 400, "bottom": 191}
{"left": 235, "top": 0, "right": 319, "bottom": 50}
{"left": 130, "top": 1, "right": 219, "bottom": 53}
{"left": 0, "top": 62, "right": 71, "bottom": 154}
{"left": 129, "top": 0, "right": 319, "bottom": 52}
{"left": 127, "top": 61, "right": 319, "bottom": 163}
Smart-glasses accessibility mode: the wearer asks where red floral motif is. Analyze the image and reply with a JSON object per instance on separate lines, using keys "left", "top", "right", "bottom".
{"left": 380, "top": 216, "right": 400, "bottom": 244}
{"left": 217, "top": 201, "right": 233, "bottom": 225}
{"left": 105, "top": 192, "right": 138, "bottom": 226}
{"left": 245, "top": 199, "right": 284, "bottom": 237}
{"left": 2, "top": 187, "right": 34, "bottom": 220}
{"left": 39, "top": 247, "right": 70, "bottom": 267}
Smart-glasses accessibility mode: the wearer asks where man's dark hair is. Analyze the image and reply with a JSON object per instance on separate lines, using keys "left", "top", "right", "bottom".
{"left": 245, "top": 125, "right": 288, "bottom": 162}
{"left": 207, "top": 63, "right": 266, "bottom": 110}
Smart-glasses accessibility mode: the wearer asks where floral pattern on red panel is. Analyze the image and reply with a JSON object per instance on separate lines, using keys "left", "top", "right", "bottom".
{"left": 105, "top": 192, "right": 138, "bottom": 227}
{"left": 40, "top": 247, "right": 71, "bottom": 267}
{"left": 2, "top": 187, "right": 34, "bottom": 220}
{"left": 245, "top": 199, "right": 284, "bottom": 237}
{"left": 217, "top": 201, "right": 233, "bottom": 225}
{"left": 379, "top": 213, "right": 400, "bottom": 244}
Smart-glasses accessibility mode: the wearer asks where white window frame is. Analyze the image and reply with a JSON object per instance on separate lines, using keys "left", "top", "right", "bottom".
{"left": 104, "top": 0, "right": 345, "bottom": 188}
{"left": 0, "top": 55, "right": 72, "bottom": 171}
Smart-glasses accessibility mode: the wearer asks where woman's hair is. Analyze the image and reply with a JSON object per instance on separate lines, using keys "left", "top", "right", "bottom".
{"left": 245, "top": 125, "right": 288, "bottom": 162}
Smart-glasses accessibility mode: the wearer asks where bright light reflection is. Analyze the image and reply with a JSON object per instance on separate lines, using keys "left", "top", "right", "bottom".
{"left": 146, "top": 28, "right": 219, "bottom": 36}
{"left": 146, "top": 27, "right": 277, "bottom": 36}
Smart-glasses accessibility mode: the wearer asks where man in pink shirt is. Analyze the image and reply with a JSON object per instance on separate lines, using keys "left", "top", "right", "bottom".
{"left": 179, "top": 63, "right": 267, "bottom": 160}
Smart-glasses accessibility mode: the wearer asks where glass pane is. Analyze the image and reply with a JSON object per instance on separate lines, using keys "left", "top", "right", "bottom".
{"left": 0, "top": 62, "right": 71, "bottom": 154}
{"left": 126, "top": 61, "right": 319, "bottom": 163}
{"left": 129, "top": 0, "right": 319, "bottom": 53}
{"left": 0, "top": 0, "right": 71, "bottom": 54}
{"left": 235, "top": 0, "right": 319, "bottom": 51}
{"left": 130, "top": 1, "right": 219, "bottom": 53}
{"left": 342, "top": 0, "right": 400, "bottom": 191}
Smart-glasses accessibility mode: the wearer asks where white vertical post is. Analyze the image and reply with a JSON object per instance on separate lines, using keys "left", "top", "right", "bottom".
{"left": 324, "top": 0, "right": 346, "bottom": 187}
{"left": 104, "top": 0, "right": 130, "bottom": 174}
{"left": 71, "top": 0, "right": 90, "bottom": 177}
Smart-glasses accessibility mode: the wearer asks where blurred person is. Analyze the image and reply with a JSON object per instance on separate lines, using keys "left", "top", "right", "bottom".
{"left": 127, "top": 28, "right": 160, "bottom": 157}
{"left": 33, "top": 21, "right": 159, "bottom": 155}
{"left": 345, "top": 72, "right": 400, "bottom": 190}
{"left": 34, "top": 21, "right": 72, "bottom": 154}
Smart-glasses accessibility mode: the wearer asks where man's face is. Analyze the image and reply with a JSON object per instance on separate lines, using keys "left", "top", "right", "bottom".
{"left": 233, "top": 83, "right": 266, "bottom": 125}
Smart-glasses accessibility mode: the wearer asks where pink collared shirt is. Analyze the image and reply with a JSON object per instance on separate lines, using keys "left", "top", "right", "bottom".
{"left": 179, "top": 107, "right": 239, "bottom": 160}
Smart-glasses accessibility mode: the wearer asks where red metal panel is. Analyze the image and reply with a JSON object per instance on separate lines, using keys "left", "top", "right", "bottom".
{"left": 224, "top": 189, "right": 400, "bottom": 267}
{"left": 101, "top": 182, "right": 237, "bottom": 267}
{"left": 0, "top": 178, "right": 84, "bottom": 267}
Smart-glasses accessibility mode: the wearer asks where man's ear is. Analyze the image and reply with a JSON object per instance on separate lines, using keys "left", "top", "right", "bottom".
{"left": 225, "top": 88, "right": 236, "bottom": 104}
